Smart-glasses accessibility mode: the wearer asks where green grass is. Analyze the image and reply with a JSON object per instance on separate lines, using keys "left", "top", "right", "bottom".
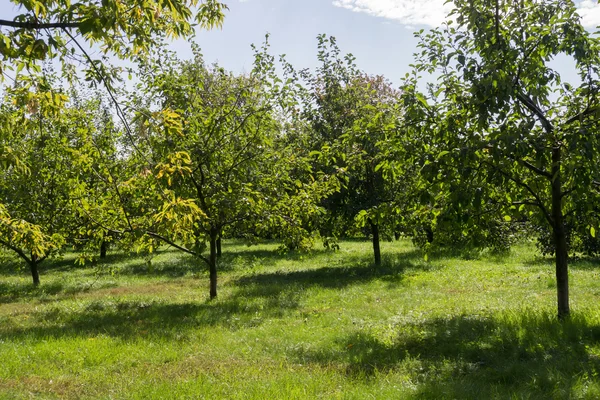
{"left": 1, "top": 239, "right": 600, "bottom": 399}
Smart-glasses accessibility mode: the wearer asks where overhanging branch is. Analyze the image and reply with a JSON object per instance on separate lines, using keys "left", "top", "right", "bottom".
{"left": 0, "top": 19, "right": 79, "bottom": 30}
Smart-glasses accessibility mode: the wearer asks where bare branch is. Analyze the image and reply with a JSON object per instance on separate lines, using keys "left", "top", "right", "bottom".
{"left": 145, "top": 231, "right": 210, "bottom": 265}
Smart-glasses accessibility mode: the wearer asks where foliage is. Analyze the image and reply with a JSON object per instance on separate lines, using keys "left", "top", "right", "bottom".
{"left": 285, "top": 35, "right": 417, "bottom": 265}
{"left": 0, "top": 80, "right": 93, "bottom": 283}
{"left": 412, "top": 0, "right": 600, "bottom": 317}
{"left": 0, "top": 0, "right": 227, "bottom": 82}
{"left": 83, "top": 43, "right": 339, "bottom": 297}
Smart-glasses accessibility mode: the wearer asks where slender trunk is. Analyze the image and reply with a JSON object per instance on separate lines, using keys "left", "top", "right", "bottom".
{"left": 551, "top": 145, "right": 569, "bottom": 319}
{"left": 209, "top": 229, "right": 218, "bottom": 299}
{"left": 100, "top": 240, "right": 107, "bottom": 259}
{"left": 29, "top": 259, "right": 40, "bottom": 286}
{"left": 216, "top": 236, "right": 222, "bottom": 258}
{"left": 425, "top": 226, "right": 434, "bottom": 244}
{"left": 370, "top": 220, "right": 381, "bottom": 267}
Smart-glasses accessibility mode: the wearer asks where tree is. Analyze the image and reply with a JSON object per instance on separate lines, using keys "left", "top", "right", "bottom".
{"left": 0, "top": 0, "right": 227, "bottom": 75}
{"left": 0, "top": 82, "right": 95, "bottom": 285}
{"left": 414, "top": 0, "right": 600, "bottom": 318}
{"left": 0, "top": 0, "right": 229, "bottom": 154}
{"left": 0, "top": 0, "right": 229, "bottom": 282}
{"left": 99, "top": 45, "right": 336, "bottom": 299}
{"left": 295, "top": 35, "right": 410, "bottom": 266}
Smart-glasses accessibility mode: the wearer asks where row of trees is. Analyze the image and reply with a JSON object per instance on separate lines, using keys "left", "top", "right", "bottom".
{"left": 2, "top": 0, "right": 600, "bottom": 319}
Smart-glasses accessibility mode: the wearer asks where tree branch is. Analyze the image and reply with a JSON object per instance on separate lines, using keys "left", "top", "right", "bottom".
{"left": 0, "top": 19, "right": 79, "bottom": 30}
{"left": 0, "top": 237, "right": 32, "bottom": 265}
{"left": 145, "top": 231, "right": 210, "bottom": 265}
{"left": 564, "top": 105, "right": 600, "bottom": 126}
{"left": 515, "top": 92, "right": 553, "bottom": 134}
{"left": 520, "top": 159, "right": 551, "bottom": 178}
{"left": 485, "top": 161, "right": 553, "bottom": 226}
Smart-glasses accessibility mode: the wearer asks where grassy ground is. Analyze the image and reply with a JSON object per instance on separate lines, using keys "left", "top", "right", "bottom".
{"left": 1, "top": 239, "right": 600, "bottom": 399}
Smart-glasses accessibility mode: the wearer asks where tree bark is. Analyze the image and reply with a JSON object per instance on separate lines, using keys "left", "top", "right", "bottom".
{"left": 29, "top": 259, "right": 40, "bottom": 286}
{"left": 216, "top": 236, "right": 222, "bottom": 258}
{"left": 209, "top": 229, "right": 218, "bottom": 299}
{"left": 425, "top": 226, "right": 434, "bottom": 243}
{"left": 370, "top": 220, "right": 381, "bottom": 267}
{"left": 551, "top": 145, "right": 570, "bottom": 320}
{"left": 100, "top": 240, "right": 108, "bottom": 259}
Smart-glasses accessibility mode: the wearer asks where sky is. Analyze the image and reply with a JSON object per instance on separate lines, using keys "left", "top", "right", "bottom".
{"left": 182, "top": 0, "right": 600, "bottom": 86}
{"left": 2, "top": 0, "right": 600, "bottom": 86}
{"left": 175, "top": 0, "right": 427, "bottom": 85}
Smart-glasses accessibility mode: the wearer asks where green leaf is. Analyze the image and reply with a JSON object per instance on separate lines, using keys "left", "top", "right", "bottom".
{"left": 437, "top": 150, "right": 450, "bottom": 159}
{"left": 415, "top": 92, "right": 428, "bottom": 108}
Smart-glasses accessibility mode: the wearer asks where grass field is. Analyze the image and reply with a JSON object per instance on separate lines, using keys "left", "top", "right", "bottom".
{"left": 1, "top": 239, "right": 600, "bottom": 399}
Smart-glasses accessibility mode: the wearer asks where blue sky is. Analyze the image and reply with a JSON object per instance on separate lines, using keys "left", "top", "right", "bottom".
{"left": 175, "top": 0, "right": 426, "bottom": 85}
{"left": 178, "top": 0, "right": 600, "bottom": 86}
{"left": 2, "top": 0, "right": 600, "bottom": 86}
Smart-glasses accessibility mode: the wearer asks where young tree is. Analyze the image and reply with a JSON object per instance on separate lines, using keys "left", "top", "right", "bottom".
{"left": 414, "top": 0, "right": 600, "bottom": 318}
{"left": 0, "top": 0, "right": 229, "bottom": 280}
{"left": 295, "top": 36, "right": 409, "bottom": 266}
{"left": 103, "top": 46, "right": 336, "bottom": 299}
{"left": 0, "top": 83, "right": 92, "bottom": 285}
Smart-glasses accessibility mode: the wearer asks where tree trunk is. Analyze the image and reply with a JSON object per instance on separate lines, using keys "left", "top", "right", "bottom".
{"left": 370, "top": 220, "right": 381, "bottom": 267}
{"left": 29, "top": 259, "right": 40, "bottom": 286}
{"left": 100, "top": 240, "right": 108, "bottom": 259}
{"left": 551, "top": 145, "right": 569, "bottom": 320}
{"left": 216, "top": 236, "right": 222, "bottom": 258}
{"left": 209, "top": 229, "right": 218, "bottom": 299}
{"left": 425, "top": 226, "right": 434, "bottom": 243}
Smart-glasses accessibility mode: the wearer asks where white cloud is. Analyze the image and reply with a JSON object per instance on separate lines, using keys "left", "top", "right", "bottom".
{"left": 332, "top": 0, "right": 600, "bottom": 28}
{"left": 576, "top": 0, "right": 600, "bottom": 28}
{"left": 331, "top": 0, "right": 452, "bottom": 27}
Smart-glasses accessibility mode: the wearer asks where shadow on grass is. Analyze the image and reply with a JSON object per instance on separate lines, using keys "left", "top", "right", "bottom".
{"left": 0, "top": 287, "right": 302, "bottom": 341}
{"left": 0, "top": 279, "right": 120, "bottom": 304}
{"left": 524, "top": 255, "right": 600, "bottom": 270}
{"left": 293, "top": 312, "right": 600, "bottom": 398}
{"left": 233, "top": 250, "right": 430, "bottom": 298}
{"left": 0, "top": 281, "right": 67, "bottom": 303}
{"left": 1, "top": 249, "right": 427, "bottom": 340}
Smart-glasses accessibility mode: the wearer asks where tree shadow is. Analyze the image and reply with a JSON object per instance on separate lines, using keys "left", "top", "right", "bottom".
{"left": 233, "top": 249, "right": 430, "bottom": 298}
{"left": 0, "top": 281, "right": 67, "bottom": 303}
{"left": 217, "top": 247, "right": 336, "bottom": 270}
{"left": 0, "top": 249, "right": 429, "bottom": 340}
{"left": 292, "top": 312, "right": 600, "bottom": 398}
{"left": 524, "top": 255, "right": 600, "bottom": 270}
{"left": 0, "top": 278, "right": 121, "bottom": 304}
{"left": 0, "top": 285, "right": 303, "bottom": 342}
{"left": 115, "top": 256, "right": 197, "bottom": 277}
